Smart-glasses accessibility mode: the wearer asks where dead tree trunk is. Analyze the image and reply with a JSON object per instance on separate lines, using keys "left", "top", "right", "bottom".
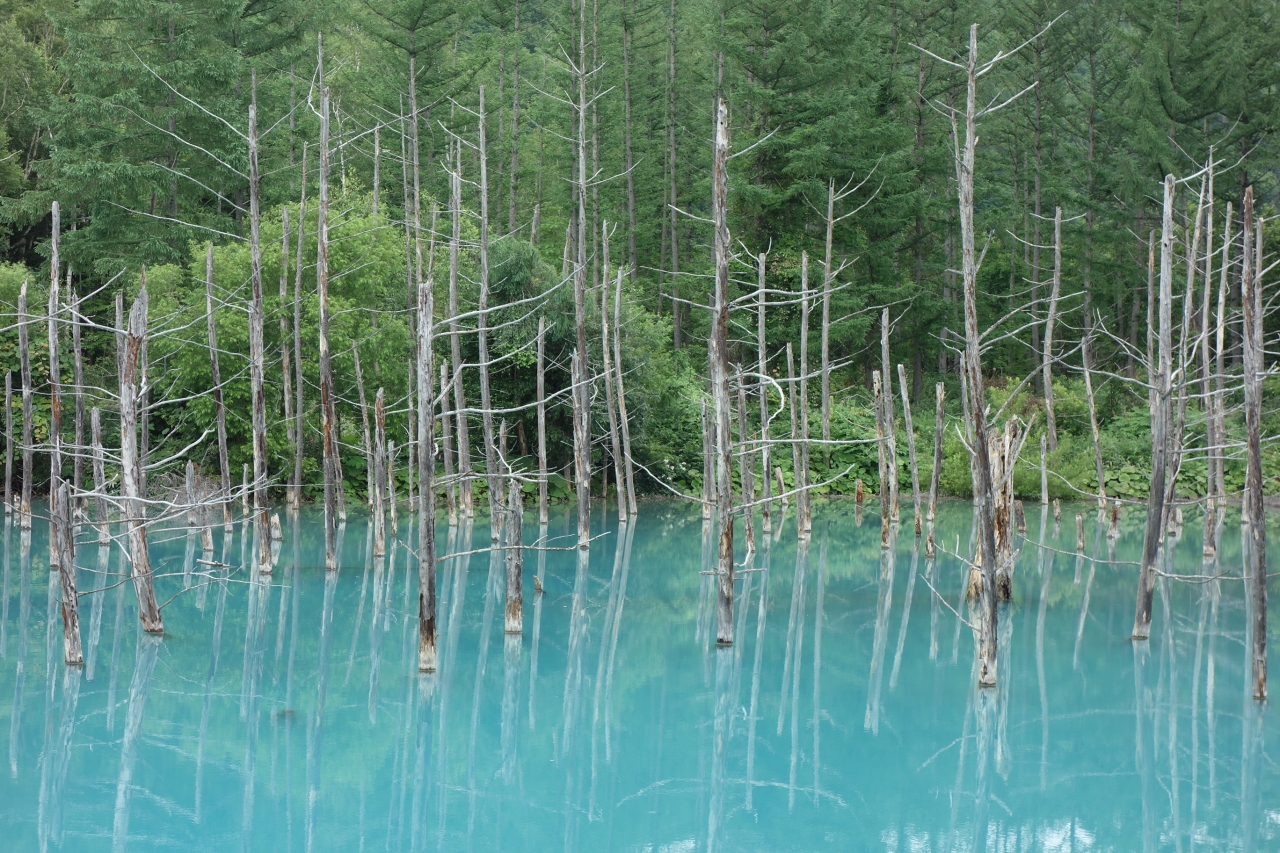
{"left": 1042, "top": 206, "right": 1062, "bottom": 450}
{"left": 1082, "top": 331, "right": 1105, "bottom": 508}
{"left": 535, "top": 317, "right": 548, "bottom": 525}
{"left": 90, "top": 409, "right": 108, "bottom": 545}
{"left": 737, "top": 370, "right": 755, "bottom": 552}
{"left": 701, "top": 397, "right": 712, "bottom": 521}
{"left": 613, "top": 269, "right": 637, "bottom": 516}
{"left": 19, "top": 280, "right": 32, "bottom": 528}
{"left": 881, "top": 308, "right": 899, "bottom": 523}
{"left": 317, "top": 43, "right": 340, "bottom": 570}
{"left": 53, "top": 482, "right": 81, "bottom": 665}
{"left": 290, "top": 144, "right": 308, "bottom": 512}
{"left": 71, "top": 283, "right": 84, "bottom": 509}
{"left": 873, "top": 370, "right": 889, "bottom": 546}
{"left": 897, "top": 364, "right": 922, "bottom": 536}
{"left": 373, "top": 388, "right": 387, "bottom": 559}
{"left": 247, "top": 73, "right": 272, "bottom": 575}
{"left": 447, "top": 140, "right": 474, "bottom": 518}
{"left": 47, "top": 203, "right": 63, "bottom": 535}
{"left": 820, "top": 180, "right": 835, "bottom": 469}
{"left": 1131, "top": 174, "right": 1174, "bottom": 642}
{"left": 416, "top": 253, "right": 438, "bottom": 672}
{"left": 927, "top": 382, "right": 944, "bottom": 556}
{"left": 756, "top": 252, "right": 771, "bottom": 534}
{"left": 120, "top": 288, "right": 162, "bottom": 634}
{"left": 797, "top": 253, "right": 812, "bottom": 536}
{"left": 1241, "top": 187, "right": 1266, "bottom": 701}
{"left": 504, "top": 477, "right": 523, "bottom": 634}
{"left": 711, "top": 97, "right": 735, "bottom": 645}
{"left": 205, "top": 246, "right": 232, "bottom": 531}
{"left": 441, "top": 363, "right": 457, "bottom": 526}
{"left": 354, "top": 347, "right": 375, "bottom": 509}
{"left": 600, "top": 228, "right": 625, "bottom": 521}
{"left": 4, "top": 370, "right": 10, "bottom": 515}
{"left": 279, "top": 207, "right": 295, "bottom": 459}
{"left": 478, "top": 86, "right": 502, "bottom": 541}
{"left": 572, "top": 14, "right": 592, "bottom": 549}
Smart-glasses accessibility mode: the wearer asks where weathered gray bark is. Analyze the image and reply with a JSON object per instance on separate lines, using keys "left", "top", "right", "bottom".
{"left": 600, "top": 229, "right": 625, "bottom": 521}
{"left": 504, "top": 478, "right": 523, "bottom": 634}
{"left": 441, "top": 363, "right": 457, "bottom": 527}
{"left": 701, "top": 397, "right": 712, "bottom": 521}
{"left": 53, "top": 482, "right": 81, "bottom": 665}
{"left": 535, "top": 317, "right": 548, "bottom": 525}
{"left": 71, "top": 282, "right": 84, "bottom": 509}
{"left": 90, "top": 409, "right": 107, "bottom": 546}
{"left": 247, "top": 74, "right": 272, "bottom": 575}
{"left": 47, "top": 203, "right": 63, "bottom": 539}
{"left": 448, "top": 140, "right": 474, "bottom": 518}
{"left": 711, "top": 97, "right": 734, "bottom": 645}
{"left": 354, "top": 346, "right": 375, "bottom": 510}
{"left": 897, "top": 364, "right": 922, "bottom": 536}
{"left": 416, "top": 265, "right": 438, "bottom": 670}
{"left": 317, "top": 42, "right": 340, "bottom": 570}
{"left": 1042, "top": 206, "right": 1062, "bottom": 450}
{"left": 873, "top": 370, "right": 889, "bottom": 546}
{"left": 204, "top": 246, "right": 232, "bottom": 531}
{"left": 572, "top": 9, "right": 592, "bottom": 549}
{"left": 373, "top": 388, "right": 387, "bottom": 559}
{"left": 880, "top": 309, "right": 899, "bottom": 523}
{"left": 4, "top": 370, "right": 10, "bottom": 515}
{"left": 798, "top": 254, "right": 812, "bottom": 535}
{"left": 478, "top": 86, "right": 501, "bottom": 541}
{"left": 786, "top": 343, "right": 801, "bottom": 528}
{"left": 290, "top": 144, "right": 308, "bottom": 512}
{"left": 1040, "top": 434, "right": 1048, "bottom": 506}
{"left": 613, "top": 269, "right": 637, "bottom": 516}
{"left": 120, "top": 288, "right": 162, "bottom": 633}
{"left": 1241, "top": 187, "right": 1266, "bottom": 701}
{"left": 756, "top": 252, "right": 771, "bottom": 534}
{"left": 1081, "top": 333, "right": 1105, "bottom": 508}
{"left": 1131, "top": 175, "right": 1174, "bottom": 642}
{"left": 737, "top": 371, "right": 755, "bottom": 552}
{"left": 820, "top": 180, "right": 836, "bottom": 468}
{"left": 926, "top": 382, "right": 945, "bottom": 557}
{"left": 19, "top": 280, "right": 32, "bottom": 528}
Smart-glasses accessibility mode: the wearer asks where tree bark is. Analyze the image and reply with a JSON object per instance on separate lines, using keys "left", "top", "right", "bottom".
{"left": 4, "top": 370, "right": 10, "bottom": 515}
{"left": 317, "top": 44, "right": 340, "bottom": 569}
{"left": 897, "top": 364, "right": 922, "bottom": 536}
{"left": 205, "top": 246, "right": 232, "bottom": 531}
{"left": 573, "top": 5, "right": 592, "bottom": 548}
{"left": 247, "top": 74, "right": 272, "bottom": 575}
{"left": 290, "top": 144, "right": 308, "bottom": 512}
{"left": 613, "top": 270, "right": 637, "bottom": 516}
{"left": 1042, "top": 206, "right": 1061, "bottom": 450}
{"left": 1131, "top": 175, "right": 1175, "bottom": 641}
{"left": 120, "top": 287, "right": 162, "bottom": 633}
{"left": 797, "top": 254, "right": 812, "bottom": 536}
{"left": 90, "top": 408, "right": 107, "bottom": 546}
{"left": 504, "top": 478, "right": 523, "bottom": 634}
{"left": 601, "top": 227, "right": 625, "bottom": 521}
{"left": 373, "top": 388, "right": 387, "bottom": 559}
{"left": 927, "top": 382, "right": 944, "bottom": 556}
{"left": 18, "top": 280, "right": 32, "bottom": 528}
{"left": 47, "top": 202, "right": 63, "bottom": 544}
{"left": 1241, "top": 187, "right": 1266, "bottom": 701}
{"left": 448, "top": 140, "right": 474, "bottom": 518}
{"left": 756, "top": 252, "right": 771, "bottom": 534}
{"left": 354, "top": 346, "right": 375, "bottom": 510}
{"left": 478, "top": 86, "right": 502, "bottom": 540}
{"left": 71, "top": 282, "right": 84, "bottom": 510}
{"left": 711, "top": 98, "right": 734, "bottom": 644}
{"left": 873, "top": 370, "right": 889, "bottom": 547}
{"left": 880, "top": 308, "right": 899, "bottom": 523}
{"left": 820, "top": 180, "right": 835, "bottom": 468}
{"left": 535, "top": 318, "right": 548, "bottom": 525}
{"left": 54, "top": 482, "right": 81, "bottom": 665}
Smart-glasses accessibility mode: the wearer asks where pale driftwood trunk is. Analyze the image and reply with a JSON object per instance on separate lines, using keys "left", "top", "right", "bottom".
{"left": 290, "top": 144, "right": 308, "bottom": 512}
{"left": 1200, "top": 165, "right": 1217, "bottom": 553}
{"left": 354, "top": 346, "right": 375, "bottom": 510}
{"left": 416, "top": 267, "right": 438, "bottom": 670}
{"left": 19, "top": 280, "right": 32, "bottom": 528}
{"left": 120, "top": 288, "right": 162, "bottom": 633}
{"left": 1131, "top": 174, "right": 1174, "bottom": 642}
{"left": 90, "top": 408, "right": 107, "bottom": 546}
{"left": 710, "top": 97, "right": 735, "bottom": 645}
{"left": 504, "top": 478, "right": 523, "bottom": 634}
{"left": 956, "top": 26, "right": 999, "bottom": 687}
{"left": 48, "top": 204, "right": 63, "bottom": 537}
{"left": 71, "top": 283, "right": 84, "bottom": 509}
{"left": 535, "top": 317, "right": 548, "bottom": 525}
{"left": 1214, "top": 204, "right": 1232, "bottom": 506}
{"left": 873, "top": 370, "right": 889, "bottom": 546}
{"left": 1241, "top": 188, "right": 1266, "bottom": 701}
{"left": 701, "top": 397, "right": 712, "bottom": 521}
{"left": 820, "top": 179, "right": 835, "bottom": 469}
{"left": 572, "top": 20, "right": 591, "bottom": 550}
{"left": 927, "top": 383, "right": 945, "bottom": 554}
{"left": 1042, "top": 206, "right": 1062, "bottom": 450}
{"left": 247, "top": 74, "right": 272, "bottom": 575}
{"left": 797, "top": 254, "right": 812, "bottom": 536}
{"left": 317, "top": 46, "right": 340, "bottom": 570}
{"left": 441, "top": 363, "right": 457, "bottom": 526}
{"left": 54, "top": 482, "right": 81, "bottom": 665}
{"left": 4, "top": 370, "right": 10, "bottom": 515}
{"left": 477, "top": 86, "right": 502, "bottom": 540}
{"left": 600, "top": 230, "right": 625, "bottom": 521}
{"left": 1040, "top": 434, "right": 1048, "bottom": 506}
{"left": 205, "top": 246, "right": 232, "bottom": 531}
{"left": 756, "top": 252, "right": 771, "bottom": 534}
{"left": 279, "top": 206, "right": 295, "bottom": 450}
{"left": 1082, "top": 333, "right": 1106, "bottom": 508}
{"left": 387, "top": 440, "right": 398, "bottom": 536}
{"left": 373, "top": 388, "right": 387, "bottom": 559}
{"left": 737, "top": 372, "right": 755, "bottom": 552}
{"left": 880, "top": 308, "right": 899, "bottom": 523}
{"left": 448, "top": 140, "right": 474, "bottom": 518}
{"left": 571, "top": 351, "right": 591, "bottom": 547}
{"left": 897, "top": 364, "right": 923, "bottom": 536}
{"left": 613, "top": 269, "right": 637, "bottom": 516}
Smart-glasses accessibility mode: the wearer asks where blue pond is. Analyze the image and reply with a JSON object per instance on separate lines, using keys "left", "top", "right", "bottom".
{"left": 0, "top": 498, "right": 1275, "bottom": 851}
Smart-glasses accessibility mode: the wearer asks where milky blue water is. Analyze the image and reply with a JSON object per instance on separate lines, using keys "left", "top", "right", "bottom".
{"left": 0, "top": 498, "right": 1275, "bottom": 852}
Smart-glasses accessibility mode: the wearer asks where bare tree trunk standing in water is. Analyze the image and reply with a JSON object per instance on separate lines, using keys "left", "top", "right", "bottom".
{"left": 54, "top": 482, "right": 81, "bottom": 665}
{"left": 48, "top": 202, "right": 62, "bottom": 552}
{"left": 536, "top": 317, "right": 548, "bottom": 525}
{"left": 477, "top": 86, "right": 502, "bottom": 541}
{"left": 756, "top": 252, "right": 772, "bottom": 534}
{"left": 572, "top": 1, "right": 592, "bottom": 549}
{"left": 247, "top": 71, "right": 272, "bottom": 575}
{"left": 1132, "top": 175, "right": 1174, "bottom": 642}
{"left": 120, "top": 287, "right": 162, "bottom": 633}
{"left": 710, "top": 97, "right": 734, "bottom": 645}
{"left": 504, "top": 478, "right": 523, "bottom": 634}
{"left": 448, "top": 140, "right": 474, "bottom": 518}
{"left": 880, "top": 309, "right": 899, "bottom": 524}
{"left": 898, "top": 364, "right": 923, "bottom": 536}
{"left": 927, "top": 383, "right": 944, "bottom": 557}
{"left": 820, "top": 180, "right": 835, "bottom": 469}
{"left": 290, "top": 144, "right": 308, "bottom": 513}
{"left": 205, "top": 246, "right": 232, "bottom": 531}
{"left": 614, "top": 269, "right": 637, "bottom": 516}
{"left": 1042, "top": 206, "right": 1062, "bottom": 450}
{"left": 1241, "top": 187, "right": 1266, "bottom": 701}
{"left": 797, "top": 254, "right": 813, "bottom": 536}
{"left": 5, "top": 370, "right": 12, "bottom": 515}
{"left": 19, "top": 280, "right": 32, "bottom": 528}
{"left": 417, "top": 264, "right": 438, "bottom": 671}
{"left": 317, "top": 36, "right": 340, "bottom": 570}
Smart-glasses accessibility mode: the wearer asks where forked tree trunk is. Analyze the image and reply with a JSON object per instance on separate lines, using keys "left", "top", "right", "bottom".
{"left": 120, "top": 287, "right": 162, "bottom": 633}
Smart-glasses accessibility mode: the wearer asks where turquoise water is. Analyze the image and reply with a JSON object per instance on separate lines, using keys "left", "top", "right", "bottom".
{"left": 0, "top": 498, "right": 1275, "bottom": 852}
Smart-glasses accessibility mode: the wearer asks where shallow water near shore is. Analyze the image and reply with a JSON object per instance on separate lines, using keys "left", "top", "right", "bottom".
{"left": 0, "top": 497, "right": 1275, "bottom": 851}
